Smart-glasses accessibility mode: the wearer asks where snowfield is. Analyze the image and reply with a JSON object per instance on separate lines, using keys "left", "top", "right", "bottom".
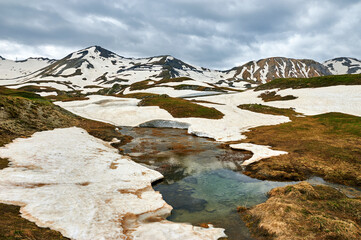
{"left": 0, "top": 127, "right": 226, "bottom": 240}
{"left": 56, "top": 95, "right": 290, "bottom": 142}
{"left": 57, "top": 84, "right": 361, "bottom": 165}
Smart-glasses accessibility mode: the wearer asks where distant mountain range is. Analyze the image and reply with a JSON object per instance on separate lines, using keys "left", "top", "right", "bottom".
{"left": 0, "top": 46, "right": 360, "bottom": 94}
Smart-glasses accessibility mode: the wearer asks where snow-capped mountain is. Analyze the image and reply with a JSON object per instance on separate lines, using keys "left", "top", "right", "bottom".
{"left": 225, "top": 57, "right": 332, "bottom": 83}
{"left": 0, "top": 57, "right": 55, "bottom": 79}
{"left": 3, "top": 46, "right": 241, "bottom": 93}
{"left": 1, "top": 46, "right": 360, "bottom": 96}
{"left": 323, "top": 57, "right": 361, "bottom": 75}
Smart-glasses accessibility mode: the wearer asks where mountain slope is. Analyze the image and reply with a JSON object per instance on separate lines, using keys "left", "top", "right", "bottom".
{"left": 0, "top": 57, "right": 55, "bottom": 79}
{"left": 323, "top": 57, "right": 361, "bottom": 75}
{"left": 225, "top": 57, "right": 332, "bottom": 83}
{"left": 1, "top": 46, "right": 360, "bottom": 95}
{"left": 4, "top": 46, "right": 240, "bottom": 94}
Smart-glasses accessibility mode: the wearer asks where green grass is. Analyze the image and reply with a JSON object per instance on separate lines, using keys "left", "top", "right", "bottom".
{"left": 120, "top": 92, "right": 159, "bottom": 99}
{"left": 128, "top": 77, "right": 192, "bottom": 91}
{"left": 243, "top": 111, "right": 361, "bottom": 186}
{"left": 139, "top": 94, "right": 224, "bottom": 119}
{"left": 0, "top": 87, "right": 50, "bottom": 103}
{"left": 258, "top": 91, "right": 297, "bottom": 102}
{"left": 238, "top": 104, "right": 300, "bottom": 119}
{"left": 255, "top": 74, "right": 361, "bottom": 91}
{"left": 173, "top": 84, "right": 223, "bottom": 92}
{"left": 313, "top": 112, "right": 361, "bottom": 137}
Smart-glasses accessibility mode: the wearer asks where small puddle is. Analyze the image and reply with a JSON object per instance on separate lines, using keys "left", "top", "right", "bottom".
{"left": 118, "top": 127, "right": 298, "bottom": 239}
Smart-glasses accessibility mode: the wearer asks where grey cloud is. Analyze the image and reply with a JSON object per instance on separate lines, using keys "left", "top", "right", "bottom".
{"left": 0, "top": 0, "right": 360, "bottom": 69}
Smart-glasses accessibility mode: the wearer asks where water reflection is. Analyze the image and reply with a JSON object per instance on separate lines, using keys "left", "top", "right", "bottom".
{"left": 118, "top": 126, "right": 361, "bottom": 240}
{"left": 118, "top": 126, "right": 297, "bottom": 239}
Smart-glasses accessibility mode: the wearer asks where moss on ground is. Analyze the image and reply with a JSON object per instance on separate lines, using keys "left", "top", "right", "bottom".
{"left": 241, "top": 112, "right": 361, "bottom": 186}
{"left": 258, "top": 90, "right": 298, "bottom": 102}
{"left": 138, "top": 94, "right": 224, "bottom": 119}
{"left": 255, "top": 74, "right": 361, "bottom": 91}
{"left": 128, "top": 77, "right": 192, "bottom": 91}
{"left": 238, "top": 104, "right": 300, "bottom": 119}
{"left": 240, "top": 182, "right": 361, "bottom": 240}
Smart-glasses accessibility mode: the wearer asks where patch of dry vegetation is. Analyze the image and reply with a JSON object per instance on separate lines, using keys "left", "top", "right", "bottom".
{"left": 240, "top": 182, "right": 361, "bottom": 240}
{"left": 255, "top": 74, "right": 361, "bottom": 91}
{"left": 0, "top": 204, "right": 69, "bottom": 240}
{"left": 238, "top": 104, "right": 300, "bottom": 119}
{"left": 242, "top": 112, "right": 361, "bottom": 186}
{"left": 138, "top": 94, "right": 224, "bottom": 119}
{"left": 258, "top": 91, "right": 297, "bottom": 102}
{"left": 128, "top": 77, "right": 192, "bottom": 91}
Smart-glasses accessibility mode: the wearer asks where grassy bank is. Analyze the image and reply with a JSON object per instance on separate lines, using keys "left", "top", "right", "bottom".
{"left": 240, "top": 182, "right": 361, "bottom": 240}
{"left": 240, "top": 111, "right": 361, "bottom": 186}
{"left": 139, "top": 94, "right": 224, "bottom": 119}
{"left": 258, "top": 90, "right": 297, "bottom": 102}
{"left": 255, "top": 74, "right": 361, "bottom": 91}
{"left": 238, "top": 104, "right": 300, "bottom": 119}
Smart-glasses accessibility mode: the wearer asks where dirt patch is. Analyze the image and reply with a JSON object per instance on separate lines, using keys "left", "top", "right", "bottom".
{"left": 241, "top": 112, "right": 361, "bottom": 186}
{"left": 240, "top": 182, "right": 361, "bottom": 240}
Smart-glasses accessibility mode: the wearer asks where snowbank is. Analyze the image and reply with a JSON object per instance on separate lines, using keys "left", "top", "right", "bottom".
{"left": 0, "top": 127, "right": 226, "bottom": 240}
{"left": 230, "top": 143, "right": 288, "bottom": 165}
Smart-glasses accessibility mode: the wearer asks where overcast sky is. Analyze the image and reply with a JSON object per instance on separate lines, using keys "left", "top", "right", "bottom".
{"left": 0, "top": 0, "right": 360, "bottom": 69}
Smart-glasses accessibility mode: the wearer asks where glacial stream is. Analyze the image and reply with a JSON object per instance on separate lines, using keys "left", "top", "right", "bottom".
{"left": 118, "top": 126, "right": 361, "bottom": 240}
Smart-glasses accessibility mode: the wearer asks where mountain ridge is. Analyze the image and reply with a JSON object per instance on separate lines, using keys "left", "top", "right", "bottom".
{"left": 1, "top": 46, "right": 360, "bottom": 95}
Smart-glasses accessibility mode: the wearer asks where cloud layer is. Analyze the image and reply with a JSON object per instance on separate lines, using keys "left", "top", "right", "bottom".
{"left": 0, "top": 0, "right": 360, "bottom": 69}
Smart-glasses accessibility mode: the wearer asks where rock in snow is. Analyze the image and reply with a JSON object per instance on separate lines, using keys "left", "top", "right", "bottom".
{"left": 0, "top": 127, "right": 226, "bottom": 240}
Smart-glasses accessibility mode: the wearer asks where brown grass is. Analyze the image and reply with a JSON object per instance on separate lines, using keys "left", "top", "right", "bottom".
{"left": 258, "top": 91, "right": 297, "bottom": 102}
{"left": 0, "top": 203, "right": 69, "bottom": 240}
{"left": 240, "top": 182, "right": 361, "bottom": 240}
{"left": 238, "top": 104, "right": 300, "bottom": 120}
{"left": 241, "top": 112, "right": 361, "bottom": 186}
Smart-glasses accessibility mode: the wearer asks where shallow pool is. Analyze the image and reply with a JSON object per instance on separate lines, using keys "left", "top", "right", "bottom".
{"left": 119, "top": 126, "right": 301, "bottom": 239}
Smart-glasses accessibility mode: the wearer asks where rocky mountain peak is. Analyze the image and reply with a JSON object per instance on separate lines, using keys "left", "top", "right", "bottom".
{"left": 323, "top": 57, "right": 361, "bottom": 75}
{"left": 227, "top": 57, "right": 332, "bottom": 83}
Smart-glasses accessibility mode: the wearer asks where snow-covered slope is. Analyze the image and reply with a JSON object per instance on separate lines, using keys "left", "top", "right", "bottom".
{"left": 225, "top": 57, "right": 332, "bottom": 83}
{"left": 0, "top": 57, "right": 55, "bottom": 79}
{"left": 1, "top": 46, "right": 359, "bottom": 95}
{"left": 323, "top": 57, "right": 361, "bottom": 75}
{"left": 3, "top": 46, "right": 242, "bottom": 94}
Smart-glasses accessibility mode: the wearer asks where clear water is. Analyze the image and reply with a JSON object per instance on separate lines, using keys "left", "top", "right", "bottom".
{"left": 118, "top": 126, "right": 361, "bottom": 239}
{"left": 118, "top": 127, "right": 299, "bottom": 239}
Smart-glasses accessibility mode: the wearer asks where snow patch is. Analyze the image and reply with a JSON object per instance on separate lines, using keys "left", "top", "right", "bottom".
{"left": 230, "top": 143, "right": 288, "bottom": 165}
{"left": 0, "top": 127, "right": 226, "bottom": 240}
